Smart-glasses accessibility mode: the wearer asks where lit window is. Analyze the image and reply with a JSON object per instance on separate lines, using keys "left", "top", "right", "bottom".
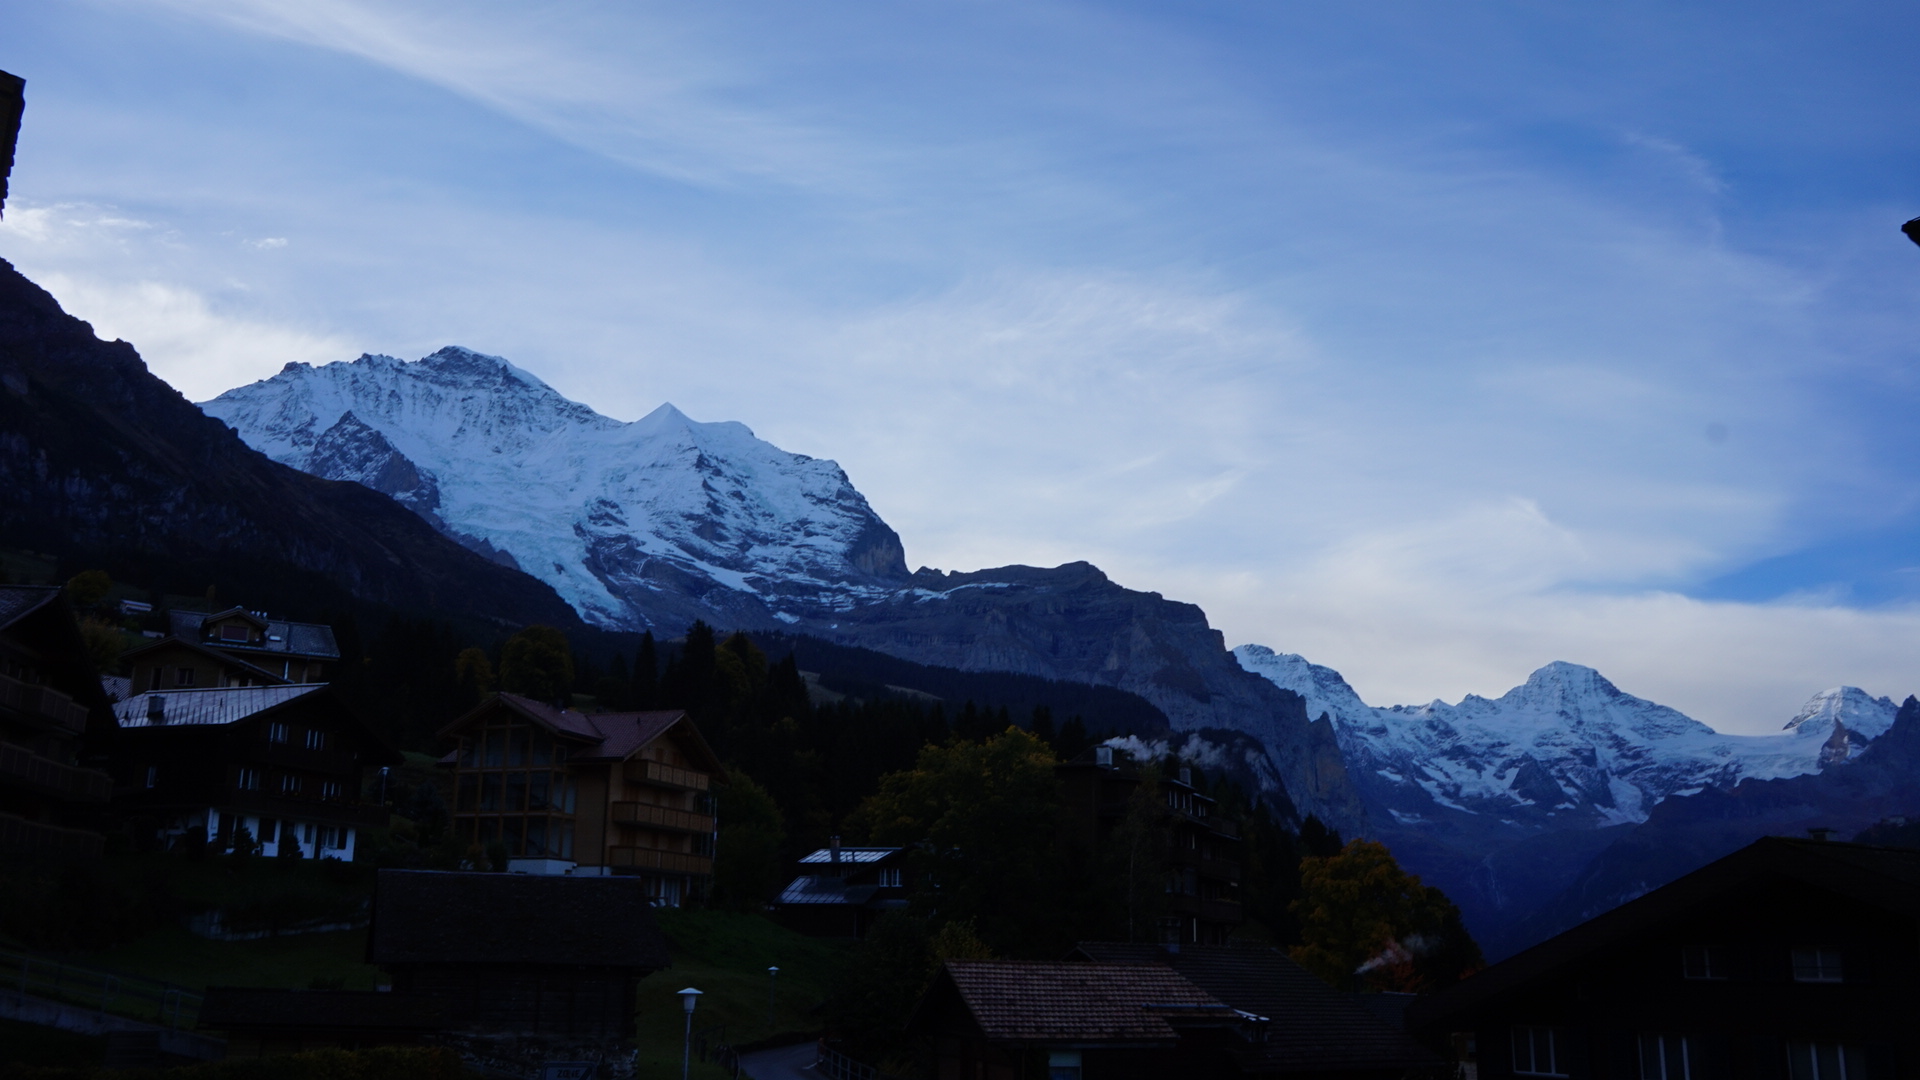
{"left": 1682, "top": 946, "right": 1725, "bottom": 980}
{"left": 1792, "top": 949, "right": 1843, "bottom": 983}
{"left": 268, "top": 722, "right": 289, "bottom": 744}
{"left": 1512, "top": 1027, "right": 1567, "bottom": 1077}
{"left": 1787, "top": 1041, "right": 1865, "bottom": 1079}
{"left": 1639, "top": 1034, "right": 1693, "bottom": 1079}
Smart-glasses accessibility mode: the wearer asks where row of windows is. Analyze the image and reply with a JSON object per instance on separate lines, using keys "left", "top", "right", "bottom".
{"left": 266, "top": 722, "right": 330, "bottom": 750}
{"left": 247, "top": 817, "right": 349, "bottom": 852}
{"left": 1681, "top": 945, "right": 1844, "bottom": 983}
{"left": 454, "top": 771, "right": 579, "bottom": 814}
{"left": 456, "top": 815, "right": 576, "bottom": 859}
{"left": 1510, "top": 1028, "right": 1865, "bottom": 1079}
{"left": 235, "top": 767, "right": 341, "bottom": 800}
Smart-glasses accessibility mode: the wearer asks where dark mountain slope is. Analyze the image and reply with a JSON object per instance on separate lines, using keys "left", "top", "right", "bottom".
{"left": 0, "top": 257, "right": 580, "bottom": 631}
{"left": 1489, "top": 694, "right": 1920, "bottom": 958}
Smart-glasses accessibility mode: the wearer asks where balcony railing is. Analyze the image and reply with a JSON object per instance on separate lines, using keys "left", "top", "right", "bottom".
{"left": 607, "top": 846, "right": 713, "bottom": 876}
{"left": 0, "top": 812, "right": 105, "bottom": 859}
{"left": 0, "top": 741, "right": 113, "bottom": 802}
{"left": 0, "top": 672, "right": 89, "bottom": 735}
{"left": 611, "top": 802, "right": 715, "bottom": 834}
{"left": 623, "top": 760, "right": 710, "bottom": 792}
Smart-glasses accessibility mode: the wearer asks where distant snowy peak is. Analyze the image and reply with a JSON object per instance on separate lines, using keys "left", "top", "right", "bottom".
{"left": 204, "top": 348, "right": 909, "bottom": 632}
{"left": 1231, "top": 644, "right": 1891, "bottom": 832}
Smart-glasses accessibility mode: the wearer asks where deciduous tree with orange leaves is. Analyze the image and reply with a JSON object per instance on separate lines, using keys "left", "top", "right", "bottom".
{"left": 1289, "top": 838, "right": 1483, "bottom": 993}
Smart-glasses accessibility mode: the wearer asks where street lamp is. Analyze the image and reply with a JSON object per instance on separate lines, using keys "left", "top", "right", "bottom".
{"left": 766, "top": 966, "right": 780, "bottom": 1030}
{"left": 678, "top": 987, "right": 702, "bottom": 1080}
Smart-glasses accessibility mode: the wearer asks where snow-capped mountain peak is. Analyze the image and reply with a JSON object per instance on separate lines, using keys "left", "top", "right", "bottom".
{"left": 204, "top": 349, "right": 909, "bottom": 631}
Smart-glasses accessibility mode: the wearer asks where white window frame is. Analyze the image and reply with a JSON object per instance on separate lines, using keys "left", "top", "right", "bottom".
{"left": 1512, "top": 1026, "right": 1568, "bottom": 1077}
{"left": 305, "top": 729, "right": 326, "bottom": 751}
{"left": 237, "top": 766, "right": 260, "bottom": 791}
{"left": 1639, "top": 1034, "right": 1693, "bottom": 1080}
{"left": 268, "top": 722, "right": 289, "bottom": 744}
{"left": 1787, "top": 1041, "right": 1864, "bottom": 1079}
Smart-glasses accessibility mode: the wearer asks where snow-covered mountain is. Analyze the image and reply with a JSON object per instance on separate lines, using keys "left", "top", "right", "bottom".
{"left": 202, "top": 348, "right": 910, "bottom": 632}
{"left": 1233, "top": 645, "right": 1897, "bottom": 831}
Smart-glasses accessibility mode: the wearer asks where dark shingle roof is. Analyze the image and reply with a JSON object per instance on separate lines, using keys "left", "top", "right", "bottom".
{"left": 0, "top": 585, "right": 59, "bottom": 631}
{"left": 170, "top": 609, "right": 341, "bottom": 660}
{"left": 1072, "top": 944, "right": 1438, "bottom": 1073}
{"left": 936, "top": 961, "right": 1233, "bottom": 1044}
{"left": 449, "top": 694, "right": 725, "bottom": 776}
{"left": 199, "top": 988, "right": 448, "bottom": 1032}
{"left": 369, "top": 870, "right": 672, "bottom": 969}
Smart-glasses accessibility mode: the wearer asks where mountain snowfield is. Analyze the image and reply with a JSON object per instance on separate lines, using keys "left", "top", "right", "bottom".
{"left": 203, "top": 348, "right": 910, "bottom": 632}
{"left": 1232, "top": 644, "right": 1899, "bottom": 830}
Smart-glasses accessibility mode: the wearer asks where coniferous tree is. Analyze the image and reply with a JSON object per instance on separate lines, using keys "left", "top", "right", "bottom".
{"left": 632, "top": 631, "right": 659, "bottom": 708}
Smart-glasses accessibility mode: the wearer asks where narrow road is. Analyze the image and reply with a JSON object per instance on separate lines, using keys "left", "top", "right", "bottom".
{"left": 738, "top": 1041, "right": 818, "bottom": 1080}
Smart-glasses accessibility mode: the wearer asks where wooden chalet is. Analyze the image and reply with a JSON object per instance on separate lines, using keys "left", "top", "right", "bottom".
{"left": 109, "top": 683, "right": 399, "bottom": 858}
{"left": 1071, "top": 943, "right": 1440, "bottom": 1077}
{"left": 138, "top": 606, "right": 341, "bottom": 687}
{"left": 0, "top": 585, "right": 116, "bottom": 858}
{"left": 122, "top": 635, "right": 290, "bottom": 692}
{"left": 909, "top": 960, "right": 1253, "bottom": 1080}
{"left": 774, "top": 839, "right": 911, "bottom": 938}
{"left": 1057, "top": 746, "right": 1244, "bottom": 944}
{"left": 1408, "top": 837, "right": 1920, "bottom": 1079}
{"left": 368, "top": 869, "right": 672, "bottom": 1041}
{"left": 440, "top": 693, "right": 725, "bottom": 903}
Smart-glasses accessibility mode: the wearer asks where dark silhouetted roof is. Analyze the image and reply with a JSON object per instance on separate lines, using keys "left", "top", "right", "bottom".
{"left": 0, "top": 585, "right": 57, "bottom": 630}
{"left": 443, "top": 694, "right": 725, "bottom": 776}
{"left": 1410, "top": 837, "right": 1920, "bottom": 1033}
{"left": 370, "top": 870, "right": 672, "bottom": 969}
{"left": 199, "top": 988, "right": 448, "bottom": 1032}
{"left": 929, "top": 961, "right": 1233, "bottom": 1045}
{"left": 1072, "top": 944, "right": 1437, "bottom": 1073}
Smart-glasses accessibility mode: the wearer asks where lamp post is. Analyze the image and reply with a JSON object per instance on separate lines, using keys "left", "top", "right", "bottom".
{"left": 678, "top": 987, "right": 702, "bottom": 1080}
{"left": 766, "top": 966, "right": 779, "bottom": 1030}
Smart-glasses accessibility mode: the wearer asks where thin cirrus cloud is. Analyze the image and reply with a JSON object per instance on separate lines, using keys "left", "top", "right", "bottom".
{"left": 6, "top": 1, "right": 1920, "bottom": 732}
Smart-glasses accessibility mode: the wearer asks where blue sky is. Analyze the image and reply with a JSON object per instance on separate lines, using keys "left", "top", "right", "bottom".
{"left": 4, "top": 1, "right": 1919, "bottom": 731}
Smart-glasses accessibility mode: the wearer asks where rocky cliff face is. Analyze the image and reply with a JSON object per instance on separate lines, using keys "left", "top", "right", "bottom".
{"left": 0, "top": 259, "right": 579, "bottom": 629}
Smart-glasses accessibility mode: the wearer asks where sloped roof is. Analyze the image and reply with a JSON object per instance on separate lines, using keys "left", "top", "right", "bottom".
{"left": 120, "top": 636, "right": 290, "bottom": 684}
{"left": 799, "top": 847, "right": 901, "bottom": 865}
{"left": 114, "top": 684, "right": 323, "bottom": 728}
{"left": 199, "top": 988, "right": 448, "bottom": 1032}
{"left": 170, "top": 609, "right": 341, "bottom": 660}
{"left": 1409, "top": 837, "right": 1920, "bottom": 1033}
{"left": 1072, "top": 944, "right": 1438, "bottom": 1073}
{"left": 0, "top": 585, "right": 59, "bottom": 630}
{"left": 445, "top": 694, "right": 725, "bottom": 777}
{"left": 931, "top": 961, "right": 1233, "bottom": 1045}
{"left": 369, "top": 870, "right": 672, "bottom": 969}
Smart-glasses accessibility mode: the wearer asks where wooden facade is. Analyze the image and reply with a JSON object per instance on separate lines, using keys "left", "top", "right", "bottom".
{"left": 0, "top": 586, "right": 116, "bottom": 858}
{"left": 440, "top": 693, "right": 725, "bottom": 902}
{"left": 122, "top": 636, "right": 288, "bottom": 693}
{"left": 1056, "top": 746, "right": 1244, "bottom": 944}
{"left": 1409, "top": 838, "right": 1920, "bottom": 1079}
{"left": 109, "top": 683, "right": 399, "bottom": 858}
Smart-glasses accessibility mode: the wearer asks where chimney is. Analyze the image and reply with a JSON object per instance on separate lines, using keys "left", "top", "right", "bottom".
{"left": 1807, "top": 827, "right": 1836, "bottom": 842}
{"left": 147, "top": 695, "right": 166, "bottom": 724}
{"left": 1178, "top": 766, "right": 1192, "bottom": 786}
{"left": 830, "top": 835, "right": 842, "bottom": 866}
{"left": 1095, "top": 746, "right": 1114, "bottom": 767}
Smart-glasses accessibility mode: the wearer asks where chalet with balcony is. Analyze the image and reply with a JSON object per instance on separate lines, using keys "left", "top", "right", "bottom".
{"left": 440, "top": 693, "right": 725, "bottom": 903}
{"left": 775, "top": 839, "right": 911, "bottom": 938}
{"left": 0, "top": 585, "right": 116, "bottom": 858}
{"left": 1057, "top": 746, "right": 1244, "bottom": 945}
{"left": 109, "top": 683, "right": 400, "bottom": 858}
{"left": 1408, "top": 837, "right": 1920, "bottom": 1079}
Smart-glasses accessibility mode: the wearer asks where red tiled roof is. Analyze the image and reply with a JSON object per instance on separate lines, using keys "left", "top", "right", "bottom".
{"left": 939, "top": 961, "right": 1233, "bottom": 1044}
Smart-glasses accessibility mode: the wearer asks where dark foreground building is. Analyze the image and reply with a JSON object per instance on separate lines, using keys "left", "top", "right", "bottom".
{"left": 1408, "top": 837, "right": 1920, "bottom": 1079}
{"left": 199, "top": 988, "right": 448, "bottom": 1058}
{"left": 0, "top": 585, "right": 116, "bottom": 857}
{"left": 368, "top": 869, "right": 672, "bottom": 1041}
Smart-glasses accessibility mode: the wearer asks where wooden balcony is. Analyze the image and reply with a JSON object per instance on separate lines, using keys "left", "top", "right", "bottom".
{"left": 623, "top": 759, "right": 710, "bottom": 792}
{"left": 607, "top": 846, "right": 712, "bottom": 876}
{"left": 0, "top": 673, "right": 89, "bottom": 735}
{"left": 0, "top": 741, "right": 112, "bottom": 802}
{"left": 0, "top": 811, "right": 104, "bottom": 859}
{"left": 611, "top": 802, "right": 714, "bottom": 834}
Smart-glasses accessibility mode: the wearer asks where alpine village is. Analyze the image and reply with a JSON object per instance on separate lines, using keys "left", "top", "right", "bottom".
{"left": 6, "top": 62, "right": 1920, "bottom": 1080}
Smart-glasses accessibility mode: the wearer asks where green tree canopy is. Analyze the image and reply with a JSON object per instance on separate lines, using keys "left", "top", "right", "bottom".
{"left": 1289, "top": 839, "right": 1483, "bottom": 993}
{"left": 711, "top": 770, "right": 787, "bottom": 911}
{"left": 64, "top": 569, "right": 111, "bottom": 609}
{"left": 497, "top": 626, "right": 573, "bottom": 702}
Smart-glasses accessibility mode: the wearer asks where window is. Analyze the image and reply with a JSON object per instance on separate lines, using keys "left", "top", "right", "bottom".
{"left": 305, "top": 729, "right": 326, "bottom": 751}
{"left": 322, "top": 780, "right": 341, "bottom": 800}
{"left": 220, "top": 624, "right": 250, "bottom": 642}
{"left": 279, "top": 773, "right": 301, "bottom": 795}
{"left": 144, "top": 765, "right": 157, "bottom": 789}
{"left": 148, "top": 668, "right": 163, "bottom": 691}
{"left": 238, "top": 767, "right": 260, "bottom": 791}
{"left": 879, "top": 867, "right": 902, "bottom": 888}
{"left": 1639, "top": 1034, "right": 1694, "bottom": 1080}
{"left": 1512, "top": 1027, "right": 1567, "bottom": 1077}
{"left": 268, "top": 722, "right": 289, "bottom": 744}
{"left": 1787, "top": 1042, "right": 1866, "bottom": 1080}
{"left": 1048, "top": 1050, "right": 1082, "bottom": 1080}
{"left": 1682, "top": 946, "right": 1725, "bottom": 979}
{"left": 1792, "top": 949, "right": 1843, "bottom": 983}
{"left": 175, "top": 667, "right": 196, "bottom": 687}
